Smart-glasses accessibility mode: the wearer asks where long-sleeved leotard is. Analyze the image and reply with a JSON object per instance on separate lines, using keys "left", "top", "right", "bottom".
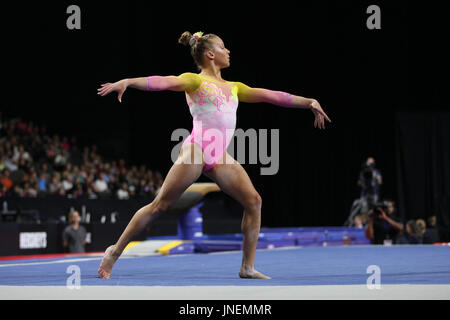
{"left": 146, "top": 73, "right": 294, "bottom": 172}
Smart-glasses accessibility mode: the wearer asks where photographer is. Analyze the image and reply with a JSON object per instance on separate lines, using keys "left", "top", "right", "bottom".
{"left": 357, "top": 157, "right": 383, "bottom": 213}
{"left": 365, "top": 200, "right": 403, "bottom": 244}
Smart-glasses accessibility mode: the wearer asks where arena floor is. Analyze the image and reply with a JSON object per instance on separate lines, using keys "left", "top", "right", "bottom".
{"left": 1, "top": 245, "right": 449, "bottom": 299}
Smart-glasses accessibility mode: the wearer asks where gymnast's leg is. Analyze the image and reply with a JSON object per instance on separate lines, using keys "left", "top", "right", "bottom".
{"left": 203, "top": 152, "right": 270, "bottom": 279}
{"left": 98, "top": 143, "right": 204, "bottom": 279}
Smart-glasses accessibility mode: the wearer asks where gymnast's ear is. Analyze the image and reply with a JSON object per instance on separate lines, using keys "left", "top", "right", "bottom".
{"left": 205, "top": 49, "right": 215, "bottom": 61}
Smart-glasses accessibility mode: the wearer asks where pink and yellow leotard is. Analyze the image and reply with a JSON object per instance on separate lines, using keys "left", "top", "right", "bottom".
{"left": 148, "top": 73, "right": 294, "bottom": 172}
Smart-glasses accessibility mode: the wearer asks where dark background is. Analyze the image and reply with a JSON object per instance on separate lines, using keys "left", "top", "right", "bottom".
{"left": 3, "top": 1, "right": 449, "bottom": 234}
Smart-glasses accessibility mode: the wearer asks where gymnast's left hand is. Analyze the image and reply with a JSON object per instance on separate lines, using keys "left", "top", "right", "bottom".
{"left": 310, "top": 99, "right": 331, "bottom": 129}
{"left": 97, "top": 79, "right": 129, "bottom": 103}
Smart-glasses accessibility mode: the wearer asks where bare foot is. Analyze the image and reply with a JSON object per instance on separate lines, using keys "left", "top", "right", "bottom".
{"left": 98, "top": 245, "right": 120, "bottom": 279}
{"left": 239, "top": 267, "right": 271, "bottom": 279}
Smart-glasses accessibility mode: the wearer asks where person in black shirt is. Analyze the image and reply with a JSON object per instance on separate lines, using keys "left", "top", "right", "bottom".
{"left": 365, "top": 200, "right": 403, "bottom": 244}
{"left": 422, "top": 216, "right": 440, "bottom": 244}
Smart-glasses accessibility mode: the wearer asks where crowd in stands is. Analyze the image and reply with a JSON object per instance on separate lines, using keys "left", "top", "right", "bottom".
{"left": 0, "top": 117, "right": 164, "bottom": 200}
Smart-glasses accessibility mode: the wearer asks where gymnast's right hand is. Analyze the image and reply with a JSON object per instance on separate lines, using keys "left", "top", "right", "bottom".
{"left": 97, "top": 79, "right": 128, "bottom": 103}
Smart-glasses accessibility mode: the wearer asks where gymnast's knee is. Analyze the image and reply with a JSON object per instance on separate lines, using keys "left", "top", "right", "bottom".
{"left": 140, "top": 199, "right": 171, "bottom": 216}
{"left": 244, "top": 193, "right": 262, "bottom": 213}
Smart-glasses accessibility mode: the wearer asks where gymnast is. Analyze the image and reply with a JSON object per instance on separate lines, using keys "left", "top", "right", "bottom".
{"left": 97, "top": 31, "right": 331, "bottom": 279}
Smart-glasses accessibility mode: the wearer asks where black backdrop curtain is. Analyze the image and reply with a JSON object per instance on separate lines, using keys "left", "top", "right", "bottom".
{"left": 3, "top": 1, "right": 449, "bottom": 239}
{"left": 395, "top": 112, "right": 450, "bottom": 241}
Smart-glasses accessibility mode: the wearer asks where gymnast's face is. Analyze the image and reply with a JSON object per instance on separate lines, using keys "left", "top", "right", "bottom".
{"left": 208, "top": 37, "right": 230, "bottom": 69}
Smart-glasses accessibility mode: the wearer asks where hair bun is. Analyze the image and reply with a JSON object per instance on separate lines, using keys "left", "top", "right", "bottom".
{"left": 178, "top": 31, "right": 193, "bottom": 46}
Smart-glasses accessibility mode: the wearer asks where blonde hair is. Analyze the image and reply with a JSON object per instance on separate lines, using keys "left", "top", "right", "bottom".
{"left": 178, "top": 31, "right": 219, "bottom": 69}
{"left": 416, "top": 219, "right": 426, "bottom": 237}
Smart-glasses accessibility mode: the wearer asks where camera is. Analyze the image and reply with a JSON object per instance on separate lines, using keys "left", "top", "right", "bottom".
{"left": 368, "top": 201, "right": 388, "bottom": 218}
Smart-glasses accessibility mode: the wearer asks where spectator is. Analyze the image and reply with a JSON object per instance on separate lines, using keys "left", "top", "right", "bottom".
{"left": 54, "top": 149, "right": 69, "bottom": 171}
{"left": 353, "top": 214, "right": 365, "bottom": 229}
{"left": 0, "top": 169, "right": 13, "bottom": 191}
{"left": 17, "top": 155, "right": 30, "bottom": 172}
{"left": 12, "top": 145, "right": 31, "bottom": 163}
{"left": 422, "top": 216, "right": 440, "bottom": 244}
{"left": 117, "top": 182, "right": 130, "bottom": 200}
{"left": 86, "top": 186, "right": 98, "bottom": 199}
{"left": 71, "top": 165, "right": 83, "bottom": 184}
{"left": 153, "top": 171, "right": 164, "bottom": 190}
{"left": 23, "top": 181, "right": 38, "bottom": 198}
{"left": 0, "top": 184, "right": 9, "bottom": 198}
{"left": 128, "top": 184, "right": 136, "bottom": 198}
{"left": 48, "top": 173, "right": 62, "bottom": 194}
{"left": 61, "top": 136, "right": 70, "bottom": 151}
{"left": 36, "top": 172, "right": 47, "bottom": 192}
{"left": 416, "top": 219, "right": 427, "bottom": 241}
{"left": 397, "top": 220, "right": 422, "bottom": 244}
{"left": 3, "top": 151, "right": 18, "bottom": 172}
{"left": 40, "top": 163, "right": 51, "bottom": 182}
{"left": 0, "top": 155, "right": 5, "bottom": 172}
{"left": 78, "top": 165, "right": 88, "bottom": 182}
{"left": 365, "top": 200, "right": 403, "bottom": 244}
{"left": 57, "top": 187, "right": 66, "bottom": 198}
{"left": 62, "top": 210, "right": 87, "bottom": 253}
{"left": 99, "top": 171, "right": 110, "bottom": 184}
{"left": 72, "top": 182, "right": 84, "bottom": 199}
{"left": 12, "top": 184, "right": 23, "bottom": 197}
{"left": 137, "top": 179, "right": 150, "bottom": 198}
{"left": 94, "top": 174, "right": 109, "bottom": 194}
{"left": 62, "top": 172, "right": 74, "bottom": 191}
{"left": 85, "top": 173, "right": 95, "bottom": 189}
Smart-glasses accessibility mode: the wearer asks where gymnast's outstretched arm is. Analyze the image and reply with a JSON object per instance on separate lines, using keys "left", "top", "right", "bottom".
{"left": 97, "top": 72, "right": 201, "bottom": 102}
{"left": 234, "top": 82, "right": 332, "bottom": 129}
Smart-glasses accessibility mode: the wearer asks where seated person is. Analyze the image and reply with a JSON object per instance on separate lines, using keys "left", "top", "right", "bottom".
{"left": 397, "top": 220, "right": 422, "bottom": 244}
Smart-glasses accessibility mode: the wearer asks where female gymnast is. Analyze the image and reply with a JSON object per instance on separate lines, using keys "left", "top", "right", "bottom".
{"left": 97, "top": 31, "right": 331, "bottom": 279}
